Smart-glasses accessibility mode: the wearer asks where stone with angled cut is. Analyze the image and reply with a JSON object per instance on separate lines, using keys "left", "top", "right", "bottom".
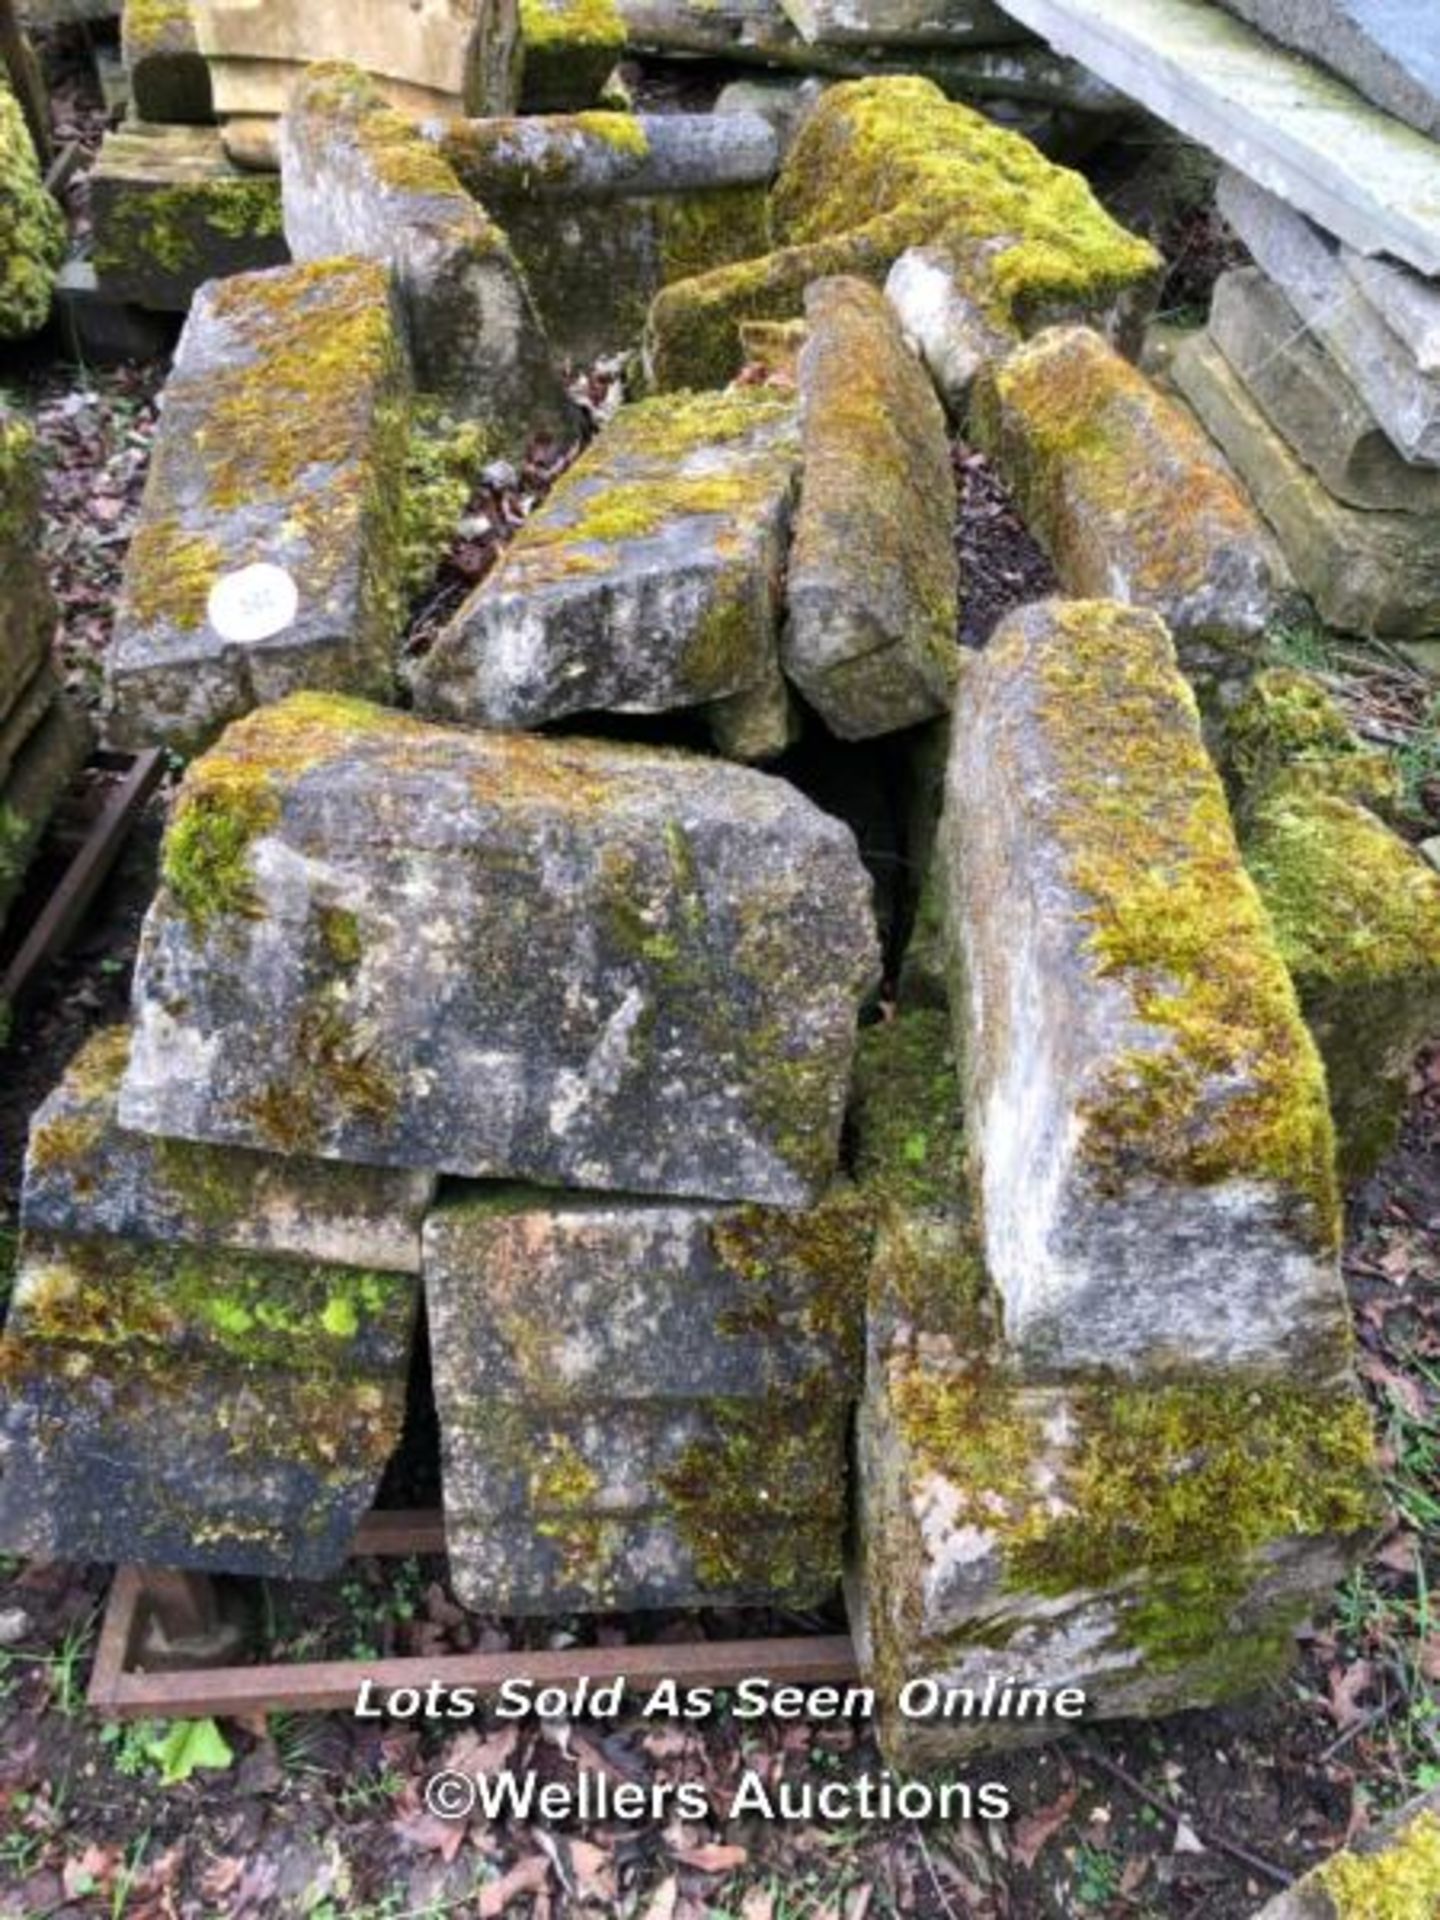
{"left": 121, "top": 0, "right": 212, "bottom": 123}
{"left": 414, "top": 388, "right": 800, "bottom": 752}
{"left": 519, "top": 0, "right": 625, "bottom": 109}
{"left": 280, "top": 65, "right": 574, "bottom": 446}
{"left": 119, "top": 694, "right": 880, "bottom": 1208}
{"left": 940, "top": 597, "right": 1351, "bottom": 1381}
{"left": 784, "top": 277, "right": 960, "bottom": 739}
{"left": 971, "top": 326, "right": 1277, "bottom": 694}
{"left": 104, "top": 260, "right": 410, "bottom": 754}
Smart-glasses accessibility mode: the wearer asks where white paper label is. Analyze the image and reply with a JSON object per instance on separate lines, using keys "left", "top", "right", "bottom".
{"left": 207, "top": 563, "right": 299, "bottom": 644}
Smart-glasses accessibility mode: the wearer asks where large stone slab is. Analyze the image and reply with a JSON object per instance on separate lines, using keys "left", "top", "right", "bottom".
{"left": 0, "top": 415, "right": 55, "bottom": 725}
{"left": 519, "top": 0, "right": 624, "bottom": 109}
{"left": 1218, "top": 0, "right": 1440, "bottom": 139}
{"left": 784, "top": 278, "right": 959, "bottom": 739}
{"left": 645, "top": 76, "right": 1158, "bottom": 390}
{"left": 120, "top": 694, "right": 880, "bottom": 1205}
{"left": 1172, "top": 332, "right": 1440, "bottom": 637}
{"left": 280, "top": 66, "right": 573, "bottom": 446}
{"left": 1, "top": 80, "right": 65, "bottom": 342}
{"left": 1208, "top": 268, "right": 1440, "bottom": 514}
{"left": 941, "top": 599, "right": 1350, "bottom": 1380}
{"left": 971, "top": 326, "right": 1277, "bottom": 695}
{"left": 1244, "top": 782, "right": 1440, "bottom": 1181}
{"left": 121, "top": 0, "right": 213, "bottom": 123}
{"left": 1341, "top": 248, "right": 1440, "bottom": 375}
{"left": 104, "top": 261, "right": 410, "bottom": 754}
{"left": 414, "top": 388, "right": 799, "bottom": 752}
{"left": 25, "top": 1026, "right": 435, "bottom": 1271}
{"left": 1217, "top": 170, "right": 1440, "bottom": 467}
{"left": 89, "top": 124, "right": 286, "bottom": 313}
{"left": 991, "top": 0, "right": 1440, "bottom": 277}
{"left": 438, "top": 111, "right": 776, "bottom": 360}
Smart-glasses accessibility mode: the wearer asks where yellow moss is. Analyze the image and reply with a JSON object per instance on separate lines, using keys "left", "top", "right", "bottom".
{"left": 521, "top": 0, "right": 624, "bottom": 53}
{"left": 572, "top": 109, "right": 648, "bottom": 155}
{"left": 295, "top": 64, "right": 491, "bottom": 207}
{"left": 1318, "top": 1809, "right": 1440, "bottom": 1920}
{"left": 1, "top": 80, "right": 66, "bottom": 340}
{"left": 122, "top": 519, "right": 225, "bottom": 632}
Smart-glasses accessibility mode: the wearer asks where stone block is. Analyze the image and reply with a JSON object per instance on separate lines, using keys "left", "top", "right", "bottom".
{"left": 1249, "top": 1788, "right": 1440, "bottom": 1920}
{"left": 414, "top": 388, "right": 799, "bottom": 750}
{"left": 971, "top": 327, "right": 1277, "bottom": 694}
{"left": 103, "top": 260, "right": 410, "bottom": 754}
{"left": 1208, "top": 268, "right": 1440, "bottom": 514}
{"left": 25, "top": 1026, "right": 435, "bottom": 1271}
{"left": 121, "top": 0, "right": 213, "bottom": 124}
{"left": 941, "top": 599, "right": 1349, "bottom": 1380}
{"left": 645, "top": 76, "right": 1158, "bottom": 391}
{"left": 784, "top": 278, "right": 959, "bottom": 739}
{"left": 280, "top": 66, "right": 574, "bottom": 446}
{"left": 89, "top": 124, "right": 286, "bottom": 313}
{"left": 52, "top": 261, "right": 179, "bottom": 368}
{"left": 0, "top": 701, "right": 90, "bottom": 923}
{"left": 1217, "top": 0, "right": 1440, "bottom": 140}
{"left": 1243, "top": 782, "right": 1440, "bottom": 1181}
{"left": 1172, "top": 331, "right": 1440, "bottom": 637}
{"left": 1342, "top": 248, "right": 1440, "bottom": 376}
{"left": 0, "top": 665, "right": 59, "bottom": 794}
{"left": 119, "top": 694, "right": 881, "bottom": 1205}
{"left": 0, "top": 79, "right": 65, "bottom": 342}
{"left": 0, "top": 416, "right": 55, "bottom": 725}
{"left": 1217, "top": 170, "right": 1440, "bottom": 467}
{"left": 779, "top": 0, "right": 1017, "bottom": 43}
{"left": 715, "top": 75, "right": 829, "bottom": 157}
{"left": 993, "top": 0, "right": 1440, "bottom": 277}
{"left": 519, "top": 0, "right": 625, "bottom": 109}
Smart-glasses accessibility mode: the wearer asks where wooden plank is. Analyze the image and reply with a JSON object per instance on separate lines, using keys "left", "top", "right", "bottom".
{"left": 352, "top": 1509, "right": 448, "bottom": 1557}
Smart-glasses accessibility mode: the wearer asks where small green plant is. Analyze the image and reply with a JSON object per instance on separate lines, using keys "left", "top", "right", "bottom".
{"left": 1071, "top": 1841, "right": 1122, "bottom": 1908}
{"left": 1266, "top": 602, "right": 1337, "bottom": 674}
{"left": 100, "top": 1716, "right": 234, "bottom": 1784}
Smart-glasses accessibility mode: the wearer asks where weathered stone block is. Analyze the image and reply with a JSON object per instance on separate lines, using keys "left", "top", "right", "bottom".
{"left": 1209, "top": 269, "right": 1440, "bottom": 515}
{"left": 414, "top": 388, "right": 799, "bottom": 750}
{"left": 942, "top": 599, "right": 1348, "bottom": 1380}
{"left": 104, "top": 260, "right": 410, "bottom": 754}
{"left": 1217, "top": 0, "right": 1440, "bottom": 140}
{"left": 994, "top": 0, "right": 1440, "bottom": 277}
{"left": 519, "top": 0, "right": 625, "bottom": 108}
{"left": 280, "top": 66, "right": 574, "bottom": 447}
{"left": 0, "top": 416, "right": 55, "bottom": 725}
{"left": 1244, "top": 783, "right": 1440, "bottom": 1182}
{"left": 121, "top": 0, "right": 213, "bottom": 124}
{"left": 972, "top": 328, "right": 1277, "bottom": 693}
{"left": 0, "top": 79, "right": 65, "bottom": 342}
{"left": 1218, "top": 170, "right": 1440, "bottom": 467}
{"left": 438, "top": 112, "right": 776, "bottom": 361}
{"left": 0, "top": 701, "right": 90, "bottom": 923}
{"left": 1249, "top": 1788, "right": 1440, "bottom": 1920}
{"left": 779, "top": 0, "right": 1015, "bottom": 43}
{"left": 645, "top": 76, "right": 1158, "bottom": 391}
{"left": 120, "top": 694, "right": 880, "bottom": 1205}
{"left": 89, "top": 124, "right": 286, "bottom": 313}
{"left": 1172, "top": 332, "right": 1440, "bottom": 638}
{"left": 1342, "top": 248, "right": 1440, "bottom": 376}
{"left": 784, "top": 278, "right": 959, "bottom": 739}
{"left": 25, "top": 1026, "right": 434, "bottom": 1270}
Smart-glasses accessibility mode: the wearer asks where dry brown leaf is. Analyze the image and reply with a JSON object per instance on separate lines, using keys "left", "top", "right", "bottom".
{"left": 1328, "top": 1659, "right": 1376, "bottom": 1728}
{"left": 444, "top": 1725, "right": 518, "bottom": 1777}
{"left": 741, "top": 1889, "right": 775, "bottom": 1920}
{"left": 570, "top": 1838, "right": 616, "bottom": 1900}
{"left": 478, "top": 1855, "right": 551, "bottom": 1917}
{"left": 674, "top": 1842, "right": 749, "bottom": 1875}
{"left": 1012, "top": 1787, "right": 1079, "bottom": 1869}
{"left": 62, "top": 1844, "right": 118, "bottom": 1899}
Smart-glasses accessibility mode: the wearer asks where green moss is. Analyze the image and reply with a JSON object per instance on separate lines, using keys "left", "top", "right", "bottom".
{"left": 317, "top": 905, "right": 363, "bottom": 969}
{"left": 400, "top": 409, "right": 492, "bottom": 599}
{"left": 92, "top": 175, "right": 282, "bottom": 279}
{"left": 1226, "top": 665, "right": 1401, "bottom": 820}
{"left": 123, "top": 0, "right": 192, "bottom": 54}
{"left": 708, "top": 1187, "right": 872, "bottom": 1377}
{"left": 1026, "top": 603, "right": 1338, "bottom": 1238}
{"left": 658, "top": 186, "right": 771, "bottom": 288}
{"left": 295, "top": 65, "right": 487, "bottom": 205}
{"left": 1318, "top": 1809, "right": 1440, "bottom": 1920}
{"left": 0, "top": 803, "right": 32, "bottom": 893}
{"left": 522, "top": 0, "right": 625, "bottom": 52}
{"left": 122, "top": 520, "right": 225, "bottom": 634}
{"left": 852, "top": 1012, "right": 965, "bottom": 1214}
{"left": 1, "top": 80, "right": 65, "bottom": 341}
{"left": 572, "top": 109, "right": 648, "bottom": 155}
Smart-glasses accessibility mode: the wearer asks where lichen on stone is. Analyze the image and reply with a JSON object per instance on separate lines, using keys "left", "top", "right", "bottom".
{"left": 1317, "top": 1808, "right": 1440, "bottom": 1920}
{"left": 0, "top": 79, "right": 66, "bottom": 341}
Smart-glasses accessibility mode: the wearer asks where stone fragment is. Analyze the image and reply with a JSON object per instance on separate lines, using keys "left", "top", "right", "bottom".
{"left": 0, "top": 703, "right": 90, "bottom": 923}
{"left": 1217, "top": 171, "right": 1440, "bottom": 467}
{"left": 414, "top": 388, "right": 800, "bottom": 749}
{"left": 1342, "top": 248, "right": 1440, "bottom": 374}
{"left": 1, "top": 79, "right": 65, "bottom": 342}
{"left": 104, "top": 260, "right": 410, "bottom": 753}
{"left": 993, "top": 0, "right": 1440, "bottom": 277}
{"left": 438, "top": 111, "right": 776, "bottom": 359}
{"left": 1217, "top": 0, "right": 1440, "bottom": 140}
{"left": 121, "top": 0, "right": 213, "bottom": 124}
{"left": 519, "top": 0, "right": 625, "bottom": 109}
{"left": 25, "top": 1026, "right": 435, "bottom": 1271}
{"left": 1249, "top": 1789, "right": 1440, "bottom": 1920}
{"left": 280, "top": 66, "right": 574, "bottom": 445}
{"left": 942, "top": 598, "right": 1349, "bottom": 1379}
{"left": 645, "top": 76, "right": 1159, "bottom": 391}
{"left": 1172, "top": 332, "right": 1440, "bottom": 637}
{"left": 0, "top": 416, "right": 55, "bottom": 724}
{"left": 971, "top": 327, "right": 1277, "bottom": 693}
{"left": 785, "top": 278, "right": 959, "bottom": 738}
{"left": 1208, "top": 268, "right": 1440, "bottom": 514}
{"left": 884, "top": 239, "right": 1021, "bottom": 414}
{"left": 1243, "top": 783, "right": 1440, "bottom": 1181}
{"left": 120, "top": 694, "right": 881, "bottom": 1205}
{"left": 89, "top": 124, "right": 286, "bottom": 313}
{"left": 715, "top": 75, "right": 829, "bottom": 156}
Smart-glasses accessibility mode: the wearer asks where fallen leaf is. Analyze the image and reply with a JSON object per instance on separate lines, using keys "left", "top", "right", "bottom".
{"left": 1012, "top": 1788, "right": 1078, "bottom": 1869}
{"left": 1328, "top": 1660, "right": 1375, "bottom": 1729}
{"left": 673, "top": 1842, "right": 748, "bottom": 1875}
{"left": 478, "top": 1855, "right": 550, "bottom": 1916}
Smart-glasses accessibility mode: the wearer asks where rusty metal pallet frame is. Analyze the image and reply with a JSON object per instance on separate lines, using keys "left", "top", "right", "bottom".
{"left": 2, "top": 747, "right": 165, "bottom": 1022}
{"left": 88, "top": 1511, "right": 860, "bottom": 1719}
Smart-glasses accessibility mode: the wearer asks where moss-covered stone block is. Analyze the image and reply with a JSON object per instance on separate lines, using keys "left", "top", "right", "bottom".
{"left": 89, "top": 124, "right": 286, "bottom": 313}
{"left": 1223, "top": 665, "right": 1401, "bottom": 824}
{"left": 121, "top": 0, "right": 213, "bottom": 124}
{"left": 119, "top": 694, "right": 880, "bottom": 1205}
{"left": 971, "top": 326, "right": 1278, "bottom": 699}
{"left": 784, "top": 277, "right": 959, "bottom": 739}
{"left": 0, "top": 79, "right": 64, "bottom": 343}
{"left": 519, "top": 0, "right": 624, "bottom": 109}
{"left": 1251, "top": 1788, "right": 1440, "bottom": 1920}
{"left": 280, "top": 65, "right": 574, "bottom": 448}
{"left": 104, "top": 259, "right": 411, "bottom": 754}
{"left": 0, "top": 414, "right": 55, "bottom": 725}
{"left": 1244, "top": 783, "right": 1440, "bottom": 1183}
{"left": 942, "top": 598, "right": 1350, "bottom": 1380}
{"left": 414, "top": 387, "right": 800, "bottom": 753}
{"left": 645, "top": 75, "right": 1159, "bottom": 390}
